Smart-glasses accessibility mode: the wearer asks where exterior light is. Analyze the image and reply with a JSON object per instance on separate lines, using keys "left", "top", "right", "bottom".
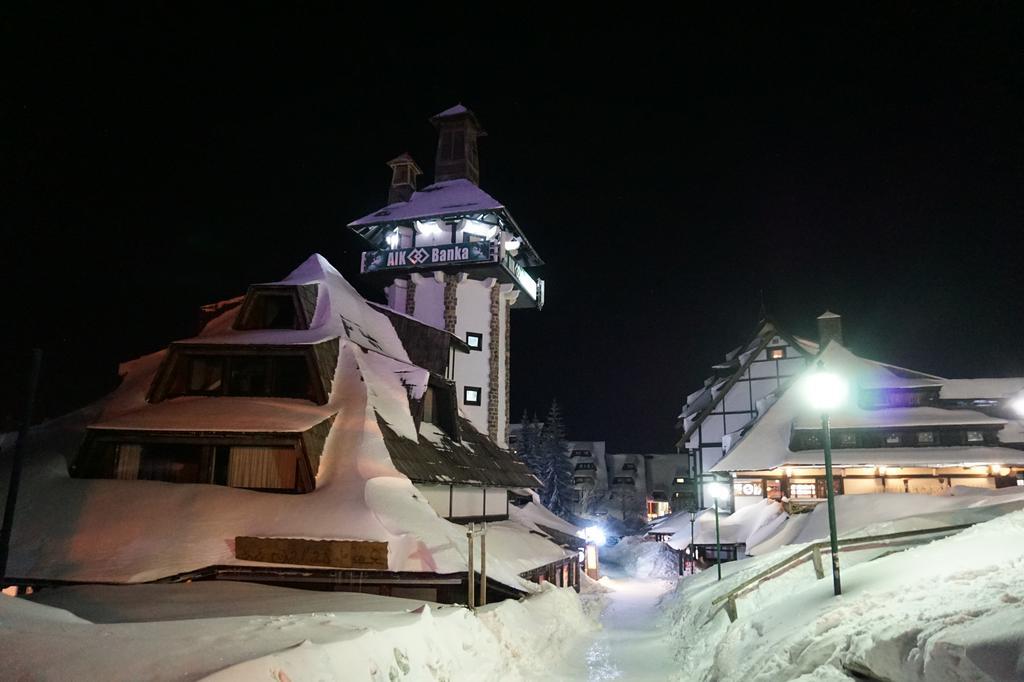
{"left": 576, "top": 526, "right": 607, "bottom": 547}
{"left": 460, "top": 219, "right": 498, "bottom": 238}
{"left": 415, "top": 220, "right": 444, "bottom": 236}
{"left": 803, "top": 369, "right": 849, "bottom": 412}
{"left": 991, "top": 464, "right": 1003, "bottom": 475}
{"left": 674, "top": 477, "right": 686, "bottom": 484}
{"left": 1010, "top": 396, "right": 1024, "bottom": 418}
{"left": 504, "top": 237, "right": 521, "bottom": 251}
{"left": 708, "top": 482, "right": 730, "bottom": 500}
{"left": 999, "top": 466, "right": 1011, "bottom": 477}
{"left": 385, "top": 231, "right": 400, "bottom": 249}
{"left": 878, "top": 465, "right": 889, "bottom": 476}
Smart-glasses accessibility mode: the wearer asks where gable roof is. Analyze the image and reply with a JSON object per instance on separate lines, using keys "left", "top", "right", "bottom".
{"left": 676, "top": 319, "right": 817, "bottom": 447}
{"left": 348, "top": 179, "right": 505, "bottom": 227}
{"left": 711, "top": 342, "right": 1024, "bottom": 472}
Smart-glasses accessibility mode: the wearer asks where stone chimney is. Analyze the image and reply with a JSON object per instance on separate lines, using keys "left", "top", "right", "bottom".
{"left": 386, "top": 153, "right": 422, "bottom": 204}
{"left": 430, "top": 104, "right": 486, "bottom": 185}
{"left": 817, "top": 310, "right": 844, "bottom": 349}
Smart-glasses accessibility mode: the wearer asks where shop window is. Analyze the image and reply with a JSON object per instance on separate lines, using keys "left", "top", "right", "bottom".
{"left": 765, "top": 479, "right": 783, "bottom": 500}
{"left": 966, "top": 430, "right": 984, "bottom": 443}
{"left": 885, "top": 432, "right": 902, "bottom": 445}
{"left": 837, "top": 431, "right": 858, "bottom": 448}
{"left": 463, "top": 386, "right": 482, "bottom": 406}
{"left": 916, "top": 431, "right": 936, "bottom": 445}
{"left": 465, "top": 332, "right": 483, "bottom": 351}
{"left": 790, "top": 482, "right": 817, "bottom": 499}
{"left": 733, "top": 480, "right": 763, "bottom": 497}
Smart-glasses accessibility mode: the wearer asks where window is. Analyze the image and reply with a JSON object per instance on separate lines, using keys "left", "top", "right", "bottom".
{"left": 768, "top": 347, "right": 786, "bottom": 360}
{"left": 916, "top": 431, "right": 936, "bottom": 445}
{"left": 465, "top": 332, "right": 483, "bottom": 351}
{"left": 256, "top": 295, "right": 298, "bottom": 329}
{"left": 571, "top": 449, "right": 592, "bottom": 458}
{"left": 804, "top": 432, "right": 822, "bottom": 448}
{"left": 575, "top": 462, "right": 596, "bottom": 471}
{"left": 612, "top": 477, "right": 635, "bottom": 485}
{"left": 573, "top": 477, "right": 594, "bottom": 485}
{"left": 885, "top": 432, "right": 902, "bottom": 445}
{"left": 422, "top": 386, "right": 436, "bottom": 424}
{"left": 622, "top": 462, "right": 637, "bottom": 471}
{"left": 966, "top": 430, "right": 984, "bottom": 443}
{"left": 837, "top": 431, "right": 857, "bottom": 448}
{"left": 790, "top": 482, "right": 817, "bottom": 499}
{"left": 733, "top": 480, "right": 763, "bottom": 497}
{"left": 188, "top": 357, "right": 224, "bottom": 394}
{"left": 463, "top": 386, "right": 482, "bottom": 406}
{"left": 227, "top": 357, "right": 270, "bottom": 396}
{"left": 673, "top": 477, "right": 686, "bottom": 484}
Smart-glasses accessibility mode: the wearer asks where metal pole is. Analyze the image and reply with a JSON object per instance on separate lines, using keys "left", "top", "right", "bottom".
{"left": 0, "top": 349, "right": 43, "bottom": 580}
{"left": 714, "top": 496, "right": 722, "bottom": 581}
{"left": 467, "top": 522, "right": 475, "bottom": 609}
{"left": 480, "top": 522, "right": 487, "bottom": 606}
{"left": 821, "top": 413, "right": 842, "bottom": 595}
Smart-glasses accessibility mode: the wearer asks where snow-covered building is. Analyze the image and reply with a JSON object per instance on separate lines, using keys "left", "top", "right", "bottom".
{"left": 348, "top": 105, "right": 544, "bottom": 449}
{"left": 676, "top": 315, "right": 821, "bottom": 508}
{"left": 6, "top": 255, "right": 577, "bottom": 603}
{"left": 714, "top": 340, "right": 1024, "bottom": 511}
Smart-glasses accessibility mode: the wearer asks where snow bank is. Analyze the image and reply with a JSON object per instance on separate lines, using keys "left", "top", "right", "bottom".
{"left": 666, "top": 509, "right": 1024, "bottom": 681}
{"left": 600, "top": 536, "right": 679, "bottom": 579}
{"left": 2, "top": 582, "right": 597, "bottom": 681}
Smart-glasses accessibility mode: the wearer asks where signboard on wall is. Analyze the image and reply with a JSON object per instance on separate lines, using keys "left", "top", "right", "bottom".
{"left": 235, "top": 536, "right": 389, "bottom": 570}
{"left": 361, "top": 242, "right": 496, "bottom": 273}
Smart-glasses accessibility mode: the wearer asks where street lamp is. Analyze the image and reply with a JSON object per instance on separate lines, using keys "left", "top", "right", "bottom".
{"left": 802, "top": 360, "right": 848, "bottom": 596}
{"left": 708, "top": 481, "right": 730, "bottom": 581}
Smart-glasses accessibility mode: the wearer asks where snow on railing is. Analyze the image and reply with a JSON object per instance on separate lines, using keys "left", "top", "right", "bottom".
{"left": 707, "top": 523, "right": 974, "bottom": 623}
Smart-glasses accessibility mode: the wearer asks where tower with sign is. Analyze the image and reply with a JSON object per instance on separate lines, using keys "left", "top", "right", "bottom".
{"left": 348, "top": 105, "right": 544, "bottom": 447}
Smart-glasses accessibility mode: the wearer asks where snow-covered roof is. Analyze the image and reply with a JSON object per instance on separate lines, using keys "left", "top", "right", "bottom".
{"left": 6, "top": 254, "right": 564, "bottom": 593}
{"left": 939, "top": 378, "right": 1024, "bottom": 400}
{"left": 712, "top": 342, "right": 1024, "bottom": 472}
{"left": 348, "top": 179, "right": 505, "bottom": 228}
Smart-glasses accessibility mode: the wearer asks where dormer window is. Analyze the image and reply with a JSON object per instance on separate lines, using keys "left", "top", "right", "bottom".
{"left": 421, "top": 382, "right": 458, "bottom": 439}
{"left": 234, "top": 285, "right": 317, "bottom": 331}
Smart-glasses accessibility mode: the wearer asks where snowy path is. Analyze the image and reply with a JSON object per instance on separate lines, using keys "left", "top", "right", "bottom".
{"left": 558, "top": 570, "right": 679, "bottom": 681}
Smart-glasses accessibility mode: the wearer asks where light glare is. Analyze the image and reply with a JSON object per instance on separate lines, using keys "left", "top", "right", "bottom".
{"left": 803, "top": 371, "right": 849, "bottom": 411}
{"left": 708, "top": 482, "right": 730, "bottom": 500}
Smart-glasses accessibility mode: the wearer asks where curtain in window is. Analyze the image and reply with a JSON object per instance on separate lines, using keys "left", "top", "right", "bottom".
{"left": 115, "top": 444, "right": 141, "bottom": 480}
{"left": 227, "top": 446, "right": 296, "bottom": 489}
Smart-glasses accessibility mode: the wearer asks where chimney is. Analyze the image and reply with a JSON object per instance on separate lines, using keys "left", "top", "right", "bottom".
{"left": 430, "top": 104, "right": 486, "bottom": 185}
{"left": 386, "top": 153, "right": 422, "bottom": 204}
{"left": 817, "top": 310, "right": 844, "bottom": 349}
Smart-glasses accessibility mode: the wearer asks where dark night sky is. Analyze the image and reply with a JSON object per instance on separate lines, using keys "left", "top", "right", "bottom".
{"left": 3, "top": 6, "right": 1023, "bottom": 450}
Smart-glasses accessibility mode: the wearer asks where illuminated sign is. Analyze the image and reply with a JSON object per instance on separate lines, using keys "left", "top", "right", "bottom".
{"left": 733, "top": 481, "right": 763, "bottom": 497}
{"left": 361, "top": 242, "right": 495, "bottom": 273}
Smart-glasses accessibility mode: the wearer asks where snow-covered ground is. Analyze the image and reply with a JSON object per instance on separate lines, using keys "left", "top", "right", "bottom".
{"left": 667, "top": 502, "right": 1024, "bottom": 680}
{"left": 1, "top": 581, "right": 597, "bottom": 681}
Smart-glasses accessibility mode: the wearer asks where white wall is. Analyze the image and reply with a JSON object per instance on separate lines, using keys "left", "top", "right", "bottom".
{"left": 451, "top": 485, "right": 483, "bottom": 517}
{"left": 484, "top": 488, "right": 508, "bottom": 517}
{"left": 453, "top": 278, "right": 493, "bottom": 438}
{"left": 416, "top": 483, "right": 452, "bottom": 517}
{"left": 411, "top": 272, "right": 445, "bottom": 330}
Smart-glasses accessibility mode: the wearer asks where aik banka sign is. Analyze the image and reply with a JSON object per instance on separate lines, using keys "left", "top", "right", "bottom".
{"left": 361, "top": 242, "right": 496, "bottom": 273}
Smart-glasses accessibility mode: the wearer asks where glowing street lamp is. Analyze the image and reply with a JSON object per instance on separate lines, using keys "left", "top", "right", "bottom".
{"left": 803, "top": 361, "right": 848, "bottom": 596}
{"left": 1010, "top": 395, "right": 1024, "bottom": 419}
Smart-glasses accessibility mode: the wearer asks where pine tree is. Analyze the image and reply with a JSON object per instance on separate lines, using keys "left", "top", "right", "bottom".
{"left": 537, "top": 400, "right": 575, "bottom": 519}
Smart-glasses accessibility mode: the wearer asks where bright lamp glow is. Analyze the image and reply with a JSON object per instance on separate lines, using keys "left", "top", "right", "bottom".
{"left": 1010, "top": 396, "right": 1024, "bottom": 418}
{"left": 504, "top": 237, "right": 522, "bottom": 252}
{"left": 803, "top": 371, "right": 849, "bottom": 412}
{"left": 708, "top": 482, "right": 730, "bottom": 500}
{"left": 385, "top": 231, "right": 400, "bottom": 249}
{"left": 460, "top": 219, "right": 498, "bottom": 238}
{"left": 414, "top": 220, "right": 444, "bottom": 236}
{"left": 576, "top": 526, "right": 607, "bottom": 547}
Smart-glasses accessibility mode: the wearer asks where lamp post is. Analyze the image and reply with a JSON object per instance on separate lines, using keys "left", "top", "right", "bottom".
{"left": 708, "top": 481, "right": 730, "bottom": 580}
{"left": 802, "top": 361, "right": 848, "bottom": 596}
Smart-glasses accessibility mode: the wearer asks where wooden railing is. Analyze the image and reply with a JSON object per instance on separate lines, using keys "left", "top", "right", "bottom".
{"left": 708, "top": 523, "right": 974, "bottom": 622}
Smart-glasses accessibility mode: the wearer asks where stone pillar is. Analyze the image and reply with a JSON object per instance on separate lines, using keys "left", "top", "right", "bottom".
{"left": 487, "top": 283, "right": 501, "bottom": 441}
{"left": 504, "top": 298, "right": 511, "bottom": 446}
{"left": 444, "top": 274, "right": 459, "bottom": 334}
{"left": 404, "top": 278, "right": 416, "bottom": 317}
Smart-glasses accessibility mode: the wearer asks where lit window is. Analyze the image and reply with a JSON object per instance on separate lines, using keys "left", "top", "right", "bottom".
{"left": 917, "top": 431, "right": 936, "bottom": 445}
{"left": 838, "top": 432, "right": 857, "bottom": 447}
{"left": 966, "top": 430, "right": 984, "bottom": 443}
{"left": 465, "top": 332, "right": 483, "bottom": 351}
{"left": 570, "top": 450, "right": 591, "bottom": 458}
{"left": 733, "top": 481, "right": 763, "bottom": 497}
{"left": 463, "top": 386, "right": 481, "bottom": 406}
{"left": 885, "top": 433, "right": 902, "bottom": 445}
{"left": 673, "top": 477, "right": 686, "bottom": 484}
{"left": 768, "top": 347, "right": 785, "bottom": 360}
{"left": 575, "top": 462, "right": 596, "bottom": 471}
{"left": 790, "top": 482, "right": 817, "bottom": 499}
